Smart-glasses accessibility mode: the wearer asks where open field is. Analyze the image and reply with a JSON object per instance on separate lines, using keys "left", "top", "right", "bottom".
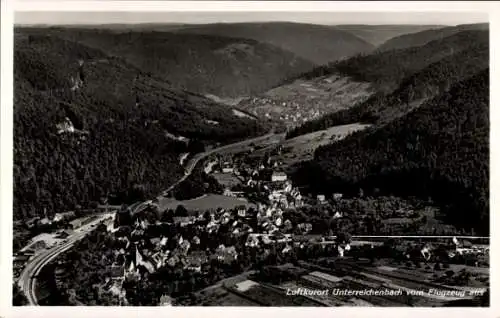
{"left": 300, "top": 273, "right": 342, "bottom": 289}
{"left": 233, "top": 283, "right": 321, "bottom": 306}
{"left": 191, "top": 271, "right": 259, "bottom": 305}
{"left": 277, "top": 123, "right": 371, "bottom": 165}
{"left": 212, "top": 173, "right": 242, "bottom": 188}
{"left": 194, "top": 287, "right": 260, "bottom": 306}
{"left": 300, "top": 259, "right": 486, "bottom": 305}
{"left": 280, "top": 281, "right": 348, "bottom": 306}
{"left": 376, "top": 260, "right": 489, "bottom": 289}
{"left": 347, "top": 260, "right": 488, "bottom": 293}
{"left": 267, "top": 75, "right": 372, "bottom": 100}
{"left": 205, "top": 94, "right": 248, "bottom": 107}
{"left": 191, "top": 254, "right": 488, "bottom": 307}
{"left": 159, "top": 194, "right": 256, "bottom": 212}
{"left": 224, "top": 133, "right": 285, "bottom": 156}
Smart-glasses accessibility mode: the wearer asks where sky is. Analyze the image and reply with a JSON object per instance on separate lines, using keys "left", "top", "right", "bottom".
{"left": 15, "top": 11, "right": 489, "bottom": 26}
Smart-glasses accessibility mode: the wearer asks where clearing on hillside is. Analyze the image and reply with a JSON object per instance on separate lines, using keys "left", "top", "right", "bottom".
{"left": 268, "top": 123, "right": 371, "bottom": 166}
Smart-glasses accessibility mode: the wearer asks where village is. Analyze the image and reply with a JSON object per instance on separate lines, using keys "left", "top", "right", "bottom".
{"left": 236, "top": 74, "right": 374, "bottom": 129}
{"left": 13, "top": 141, "right": 490, "bottom": 307}
{"left": 66, "top": 146, "right": 489, "bottom": 306}
{"left": 10, "top": 135, "right": 489, "bottom": 306}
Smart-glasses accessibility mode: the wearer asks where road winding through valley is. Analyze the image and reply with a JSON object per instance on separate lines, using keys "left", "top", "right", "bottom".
{"left": 162, "top": 131, "right": 284, "bottom": 195}
{"left": 18, "top": 131, "right": 279, "bottom": 305}
{"left": 162, "top": 131, "right": 279, "bottom": 195}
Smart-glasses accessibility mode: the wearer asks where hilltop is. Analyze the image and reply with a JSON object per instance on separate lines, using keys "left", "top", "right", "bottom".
{"left": 40, "top": 23, "right": 191, "bottom": 32}
{"left": 294, "top": 70, "right": 489, "bottom": 234}
{"left": 19, "top": 27, "right": 315, "bottom": 98}
{"left": 171, "top": 22, "right": 375, "bottom": 64}
{"left": 334, "top": 24, "right": 445, "bottom": 46}
{"left": 13, "top": 32, "right": 270, "bottom": 222}
{"left": 378, "top": 23, "right": 489, "bottom": 51}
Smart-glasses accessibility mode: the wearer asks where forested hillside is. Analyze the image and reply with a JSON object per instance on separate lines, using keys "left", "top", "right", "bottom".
{"left": 292, "top": 30, "right": 488, "bottom": 93}
{"left": 378, "top": 23, "right": 489, "bottom": 51}
{"left": 171, "top": 22, "right": 375, "bottom": 64}
{"left": 286, "top": 38, "right": 489, "bottom": 138}
{"left": 14, "top": 33, "right": 269, "bottom": 221}
{"left": 293, "top": 70, "right": 489, "bottom": 234}
{"left": 20, "top": 27, "right": 315, "bottom": 98}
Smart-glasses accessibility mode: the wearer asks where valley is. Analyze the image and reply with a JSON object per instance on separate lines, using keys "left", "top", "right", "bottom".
{"left": 11, "top": 18, "right": 490, "bottom": 308}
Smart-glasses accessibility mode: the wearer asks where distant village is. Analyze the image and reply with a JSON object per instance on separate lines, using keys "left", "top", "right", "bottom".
{"left": 240, "top": 96, "right": 324, "bottom": 128}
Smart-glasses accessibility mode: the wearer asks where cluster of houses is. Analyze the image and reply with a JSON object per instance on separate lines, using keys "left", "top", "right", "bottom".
{"left": 239, "top": 96, "right": 325, "bottom": 128}
{"left": 101, "top": 170, "right": 334, "bottom": 302}
{"left": 388, "top": 236, "right": 489, "bottom": 266}
{"left": 449, "top": 236, "right": 489, "bottom": 258}
{"left": 109, "top": 206, "right": 248, "bottom": 268}
{"left": 205, "top": 151, "right": 305, "bottom": 209}
{"left": 99, "top": 207, "right": 238, "bottom": 301}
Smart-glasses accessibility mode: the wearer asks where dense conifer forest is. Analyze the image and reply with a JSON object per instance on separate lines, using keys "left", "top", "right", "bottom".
{"left": 14, "top": 33, "right": 269, "bottom": 222}
{"left": 293, "top": 70, "right": 489, "bottom": 234}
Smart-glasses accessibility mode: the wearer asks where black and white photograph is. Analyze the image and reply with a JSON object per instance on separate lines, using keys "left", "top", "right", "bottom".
{"left": 4, "top": 1, "right": 493, "bottom": 310}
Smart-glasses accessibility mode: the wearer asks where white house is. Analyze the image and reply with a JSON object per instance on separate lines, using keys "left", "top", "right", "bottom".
{"left": 222, "top": 165, "right": 234, "bottom": 174}
{"left": 271, "top": 172, "right": 287, "bottom": 182}
{"left": 237, "top": 208, "right": 246, "bottom": 217}
{"left": 317, "top": 194, "right": 326, "bottom": 203}
{"left": 333, "top": 193, "right": 343, "bottom": 200}
{"left": 275, "top": 217, "right": 283, "bottom": 227}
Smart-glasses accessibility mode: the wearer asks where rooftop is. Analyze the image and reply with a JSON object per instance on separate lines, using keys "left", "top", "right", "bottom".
{"left": 272, "top": 171, "right": 287, "bottom": 176}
